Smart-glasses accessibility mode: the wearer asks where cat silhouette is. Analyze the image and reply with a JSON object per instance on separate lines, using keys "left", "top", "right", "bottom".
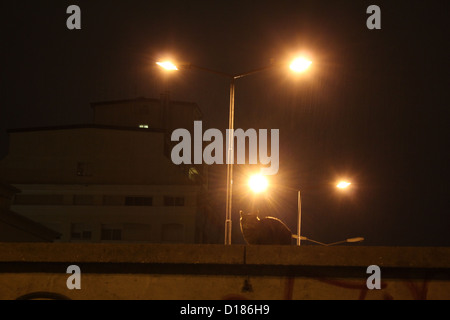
{"left": 240, "top": 210, "right": 293, "bottom": 245}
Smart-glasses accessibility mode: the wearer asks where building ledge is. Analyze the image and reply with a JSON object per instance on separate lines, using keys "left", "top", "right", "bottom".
{"left": 0, "top": 243, "right": 449, "bottom": 279}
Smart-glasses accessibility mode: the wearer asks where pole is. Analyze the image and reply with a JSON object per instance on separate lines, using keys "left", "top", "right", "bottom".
{"left": 225, "top": 79, "right": 235, "bottom": 245}
{"left": 297, "top": 190, "right": 302, "bottom": 246}
{"left": 185, "top": 64, "right": 280, "bottom": 245}
{"left": 159, "top": 62, "right": 286, "bottom": 246}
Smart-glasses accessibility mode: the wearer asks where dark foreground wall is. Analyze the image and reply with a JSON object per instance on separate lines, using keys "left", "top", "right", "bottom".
{"left": 0, "top": 244, "right": 449, "bottom": 300}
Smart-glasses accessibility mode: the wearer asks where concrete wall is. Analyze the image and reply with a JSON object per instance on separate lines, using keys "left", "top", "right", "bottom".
{"left": 0, "top": 244, "right": 449, "bottom": 300}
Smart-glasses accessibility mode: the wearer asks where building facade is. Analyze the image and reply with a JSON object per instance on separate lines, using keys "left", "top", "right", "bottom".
{"left": 0, "top": 96, "right": 219, "bottom": 243}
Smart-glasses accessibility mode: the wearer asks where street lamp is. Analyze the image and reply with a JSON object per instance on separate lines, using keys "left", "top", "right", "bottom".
{"left": 336, "top": 181, "right": 352, "bottom": 189}
{"left": 246, "top": 175, "right": 362, "bottom": 246}
{"left": 290, "top": 58, "right": 312, "bottom": 73}
{"left": 157, "top": 57, "right": 312, "bottom": 245}
{"left": 248, "top": 173, "right": 269, "bottom": 194}
{"left": 297, "top": 180, "right": 357, "bottom": 246}
{"left": 156, "top": 61, "right": 178, "bottom": 71}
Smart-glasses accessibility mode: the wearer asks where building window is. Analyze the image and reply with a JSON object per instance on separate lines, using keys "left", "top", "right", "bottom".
{"left": 103, "top": 195, "right": 125, "bottom": 206}
{"left": 73, "top": 195, "right": 94, "bottom": 205}
{"left": 125, "top": 196, "right": 153, "bottom": 206}
{"left": 101, "top": 224, "right": 122, "bottom": 241}
{"left": 161, "top": 223, "right": 184, "bottom": 243}
{"left": 76, "top": 162, "right": 92, "bottom": 177}
{"left": 71, "top": 223, "right": 93, "bottom": 241}
{"left": 139, "top": 124, "right": 149, "bottom": 129}
{"left": 122, "top": 223, "right": 152, "bottom": 242}
{"left": 164, "top": 196, "right": 185, "bottom": 206}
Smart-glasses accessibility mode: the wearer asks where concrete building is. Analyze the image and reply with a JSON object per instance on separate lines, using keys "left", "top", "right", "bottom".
{"left": 0, "top": 96, "right": 219, "bottom": 244}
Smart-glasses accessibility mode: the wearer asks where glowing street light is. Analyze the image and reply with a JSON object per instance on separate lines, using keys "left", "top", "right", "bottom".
{"left": 337, "top": 181, "right": 352, "bottom": 189}
{"left": 248, "top": 174, "right": 269, "bottom": 194}
{"left": 156, "top": 56, "right": 312, "bottom": 245}
{"left": 156, "top": 61, "right": 178, "bottom": 71}
{"left": 290, "top": 57, "right": 312, "bottom": 73}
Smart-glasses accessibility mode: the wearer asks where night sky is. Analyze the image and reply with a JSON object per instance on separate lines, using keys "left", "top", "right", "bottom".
{"left": 1, "top": 1, "right": 449, "bottom": 246}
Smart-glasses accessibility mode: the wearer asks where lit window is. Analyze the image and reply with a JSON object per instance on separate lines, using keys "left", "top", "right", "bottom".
{"left": 139, "top": 124, "right": 149, "bottom": 129}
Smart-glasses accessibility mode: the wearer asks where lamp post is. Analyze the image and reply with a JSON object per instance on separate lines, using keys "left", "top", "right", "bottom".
{"left": 247, "top": 174, "right": 362, "bottom": 246}
{"left": 157, "top": 58, "right": 312, "bottom": 245}
{"left": 297, "top": 190, "right": 302, "bottom": 246}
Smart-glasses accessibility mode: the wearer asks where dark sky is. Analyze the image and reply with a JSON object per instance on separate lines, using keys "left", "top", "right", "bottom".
{"left": 1, "top": 0, "right": 449, "bottom": 246}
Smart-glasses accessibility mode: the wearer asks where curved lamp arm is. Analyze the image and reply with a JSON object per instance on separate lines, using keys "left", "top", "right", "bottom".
{"left": 292, "top": 235, "right": 364, "bottom": 246}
